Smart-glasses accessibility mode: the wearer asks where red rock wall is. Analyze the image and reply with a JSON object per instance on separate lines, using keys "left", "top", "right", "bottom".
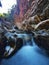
{"left": 14, "top": 0, "right": 33, "bottom": 25}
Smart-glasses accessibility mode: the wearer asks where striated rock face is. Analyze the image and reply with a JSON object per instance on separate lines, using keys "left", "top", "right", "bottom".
{"left": 14, "top": 0, "right": 29, "bottom": 21}
{"left": 14, "top": 0, "right": 34, "bottom": 28}
{"left": 21, "top": 0, "right": 49, "bottom": 30}
{"left": 14, "top": 0, "right": 49, "bottom": 29}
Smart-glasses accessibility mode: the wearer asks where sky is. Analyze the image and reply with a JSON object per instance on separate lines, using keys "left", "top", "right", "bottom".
{"left": 0, "top": 0, "right": 17, "bottom": 13}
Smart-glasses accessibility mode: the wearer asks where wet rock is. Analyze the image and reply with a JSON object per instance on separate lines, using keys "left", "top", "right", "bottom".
{"left": 33, "top": 31, "right": 49, "bottom": 51}
{"left": 33, "top": 19, "right": 49, "bottom": 51}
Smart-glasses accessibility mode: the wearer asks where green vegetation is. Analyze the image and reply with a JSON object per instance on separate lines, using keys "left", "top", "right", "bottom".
{"left": 0, "top": 4, "right": 16, "bottom": 23}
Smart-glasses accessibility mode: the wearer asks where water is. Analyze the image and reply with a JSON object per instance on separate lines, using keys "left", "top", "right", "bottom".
{"left": 0, "top": 33, "right": 49, "bottom": 65}
{"left": 1, "top": 45, "right": 49, "bottom": 65}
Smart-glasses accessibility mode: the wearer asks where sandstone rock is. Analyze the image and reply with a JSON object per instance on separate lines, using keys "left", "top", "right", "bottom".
{"left": 35, "top": 19, "right": 49, "bottom": 30}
